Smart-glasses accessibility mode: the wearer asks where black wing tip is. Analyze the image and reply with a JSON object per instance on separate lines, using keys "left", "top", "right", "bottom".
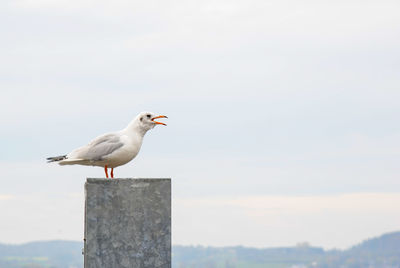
{"left": 46, "top": 155, "right": 67, "bottom": 163}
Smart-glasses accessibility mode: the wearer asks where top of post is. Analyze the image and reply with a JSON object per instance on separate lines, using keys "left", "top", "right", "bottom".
{"left": 86, "top": 178, "right": 171, "bottom": 183}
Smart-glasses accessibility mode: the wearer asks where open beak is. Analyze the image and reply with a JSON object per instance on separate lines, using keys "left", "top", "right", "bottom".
{"left": 151, "top": 115, "right": 168, "bottom": 126}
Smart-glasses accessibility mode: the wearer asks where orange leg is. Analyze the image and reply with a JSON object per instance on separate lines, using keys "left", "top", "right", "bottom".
{"left": 111, "top": 168, "right": 114, "bottom": 179}
{"left": 104, "top": 165, "right": 109, "bottom": 178}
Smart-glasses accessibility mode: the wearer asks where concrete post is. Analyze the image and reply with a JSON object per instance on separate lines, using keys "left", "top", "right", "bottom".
{"left": 84, "top": 178, "right": 171, "bottom": 268}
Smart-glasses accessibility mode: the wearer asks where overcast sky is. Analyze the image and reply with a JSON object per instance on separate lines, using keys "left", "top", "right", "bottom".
{"left": 1, "top": 0, "right": 400, "bottom": 249}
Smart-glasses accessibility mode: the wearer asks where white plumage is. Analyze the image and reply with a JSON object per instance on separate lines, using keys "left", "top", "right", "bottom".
{"left": 47, "top": 111, "right": 167, "bottom": 178}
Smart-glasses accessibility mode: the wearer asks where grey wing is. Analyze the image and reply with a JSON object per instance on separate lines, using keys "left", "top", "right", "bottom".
{"left": 83, "top": 134, "right": 124, "bottom": 161}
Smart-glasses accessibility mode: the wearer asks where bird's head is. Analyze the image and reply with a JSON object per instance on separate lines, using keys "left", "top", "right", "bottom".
{"left": 136, "top": 111, "right": 168, "bottom": 132}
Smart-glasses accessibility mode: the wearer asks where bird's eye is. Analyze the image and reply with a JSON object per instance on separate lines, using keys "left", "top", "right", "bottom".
{"left": 140, "top": 117, "right": 143, "bottom": 121}
{"left": 146, "top": 114, "right": 151, "bottom": 118}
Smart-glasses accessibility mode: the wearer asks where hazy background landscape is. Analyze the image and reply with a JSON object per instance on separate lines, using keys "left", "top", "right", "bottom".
{"left": 1, "top": 0, "right": 400, "bottom": 263}
{"left": 0, "top": 231, "right": 400, "bottom": 267}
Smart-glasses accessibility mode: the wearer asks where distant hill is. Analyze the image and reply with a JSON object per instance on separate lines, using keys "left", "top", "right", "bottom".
{"left": 351, "top": 231, "right": 400, "bottom": 254}
{"left": 173, "top": 232, "right": 400, "bottom": 268}
{"left": 0, "top": 240, "right": 82, "bottom": 268}
{"left": 315, "top": 231, "right": 400, "bottom": 268}
{"left": 0, "top": 231, "right": 399, "bottom": 268}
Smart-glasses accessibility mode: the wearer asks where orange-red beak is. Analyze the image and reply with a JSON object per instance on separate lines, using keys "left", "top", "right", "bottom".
{"left": 151, "top": 115, "right": 168, "bottom": 126}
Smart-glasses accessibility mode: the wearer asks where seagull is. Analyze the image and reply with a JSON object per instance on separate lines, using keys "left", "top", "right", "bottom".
{"left": 47, "top": 111, "right": 167, "bottom": 178}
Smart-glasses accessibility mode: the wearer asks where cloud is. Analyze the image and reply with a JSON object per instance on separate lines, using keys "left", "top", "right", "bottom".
{"left": 0, "top": 188, "right": 398, "bottom": 249}
{"left": 1, "top": 0, "right": 400, "bottom": 249}
{"left": 0, "top": 192, "right": 84, "bottom": 244}
{"left": 2, "top": 158, "right": 399, "bottom": 248}
{"left": 0, "top": 194, "right": 14, "bottom": 201}
{"left": 173, "top": 193, "right": 400, "bottom": 249}
{"left": 176, "top": 193, "right": 400, "bottom": 214}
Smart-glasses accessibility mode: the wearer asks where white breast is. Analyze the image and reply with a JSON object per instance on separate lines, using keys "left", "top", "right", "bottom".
{"left": 103, "top": 134, "right": 143, "bottom": 168}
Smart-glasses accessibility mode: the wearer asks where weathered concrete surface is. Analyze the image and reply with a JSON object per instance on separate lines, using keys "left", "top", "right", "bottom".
{"left": 84, "top": 178, "right": 171, "bottom": 268}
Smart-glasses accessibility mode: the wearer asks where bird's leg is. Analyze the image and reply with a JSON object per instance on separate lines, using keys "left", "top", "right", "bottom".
{"left": 111, "top": 168, "right": 114, "bottom": 179}
{"left": 104, "top": 165, "right": 109, "bottom": 178}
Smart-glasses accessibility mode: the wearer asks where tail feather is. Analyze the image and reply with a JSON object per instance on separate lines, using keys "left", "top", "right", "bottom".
{"left": 46, "top": 155, "right": 67, "bottom": 163}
